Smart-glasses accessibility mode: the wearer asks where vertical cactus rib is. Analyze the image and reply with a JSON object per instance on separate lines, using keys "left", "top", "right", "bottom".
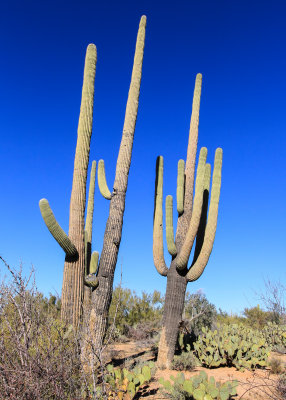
{"left": 90, "top": 16, "right": 147, "bottom": 349}
{"left": 186, "top": 148, "right": 223, "bottom": 282}
{"left": 90, "top": 251, "right": 99, "bottom": 274}
{"left": 165, "top": 195, "right": 177, "bottom": 256}
{"left": 39, "top": 199, "right": 77, "bottom": 257}
{"left": 192, "top": 163, "right": 211, "bottom": 265}
{"left": 85, "top": 161, "right": 97, "bottom": 243}
{"left": 176, "top": 147, "right": 207, "bottom": 269}
{"left": 61, "top": 43, "right": 97, "bottom": 327}
{"left": 183, "top": 74, "right": 202, "bottom": 220}
{"left": 113, "top": 15, "right": 146, "bottom": 193}
{"left": 153, "top": 156, "right": 168, "bottom": 276}
{"left": 177, "top": 160, "right": 185, "bottom": 214}
{"left": 97, "top": 160, "right": 112, "bottom": 200}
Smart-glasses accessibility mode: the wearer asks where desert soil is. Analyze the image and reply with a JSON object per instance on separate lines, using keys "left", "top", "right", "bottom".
{"left": 104, "top": 341, "right": 286, "bottom": 399}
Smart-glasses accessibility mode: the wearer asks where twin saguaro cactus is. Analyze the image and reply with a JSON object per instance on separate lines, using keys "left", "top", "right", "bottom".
{"left": 153, "top": 73, "right": 223, "bottom": 368}
{"left": 39, "top": 44, "right": 97, "bottom": 328}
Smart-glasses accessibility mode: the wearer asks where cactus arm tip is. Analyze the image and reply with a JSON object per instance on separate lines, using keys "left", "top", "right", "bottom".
{"left": 39, "top": 198, "right": 77, "bottom": 258}
{"left": 153, "top": 156, "right": 168, "bottom": 277}
{"left": 165, "top": 195, "right": 177, "bottom": 256}
{"left": 186, "top": 147, "right": 223, "bottom": 282}
{"left": 98, "top": 160, "right": 112, "bottom": 200}
{"left": 176, "top": 147, "right": 207, "bottom": 270}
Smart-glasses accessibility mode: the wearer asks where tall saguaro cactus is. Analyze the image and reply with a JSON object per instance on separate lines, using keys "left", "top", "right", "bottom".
{"left": 153, "top": 74, "right": 223, "bottom": 368}
{"left": 90, "top": 16, "right": 146, "bottom": 349}
{"left": 39, "top": 44, "right": 97, "bottom": 327}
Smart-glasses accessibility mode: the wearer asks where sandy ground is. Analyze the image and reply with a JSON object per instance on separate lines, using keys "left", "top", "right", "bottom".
{"left": 104, "top": 341, "right": 286, "bottom": 399}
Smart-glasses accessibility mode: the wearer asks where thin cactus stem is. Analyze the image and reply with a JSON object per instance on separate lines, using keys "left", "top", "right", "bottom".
{"left": 165, "top": 195, "right": 177, "bottom": 256}
{"left": 98, "top": 159, "right": 112, "bottom": 200}
{"left": 176, "top": 147, "right": 207, "bottom": 269}
{"left": 186, "top": 148, "right": 223, "bottom": 282}
{"left": 90, "top": 251, "right": 99, "bottom": 274}
{"left": 153, "top": 156, "right": 168, "bottom": 276}
{"left": 39, "top": 199, "right": 77, "bottom": 257}
{"left": 177, "top": 159, "right": 185, "bottom": 214}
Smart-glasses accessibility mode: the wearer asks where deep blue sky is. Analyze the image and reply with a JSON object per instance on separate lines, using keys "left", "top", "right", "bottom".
{"left": 0, "top": 0, "right": 285, "bottom": 314}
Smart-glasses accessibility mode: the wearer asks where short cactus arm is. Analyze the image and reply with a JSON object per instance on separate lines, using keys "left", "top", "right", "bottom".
{"left": 176, "top": 147, "right": 207, "bottom": 269}
{"left": 165, "top": 195, "right": 177, "bottom": 256}
{"left": 84, "top": 251, "right": 99, "bottom": 288}
{"left": 39, "top": 199, "right": 77, "bottom": 257}
{"left": 186, "top": 148, "right": 223, "bottom": 282}
{"left": 176, "top": 160, "right": 185, "bottom": 214}
{"left": 153, "top": 156, "right": 168, "bottom": 276}
{"left": 98, "top": 159, "right": 112, "bottom": 200}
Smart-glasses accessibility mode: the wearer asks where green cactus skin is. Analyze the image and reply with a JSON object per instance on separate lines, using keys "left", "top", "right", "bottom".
{"left": 90, "top": 16, "right": 146, "bottom": 350}
{"left": 177, "top": 159, "right": 185, "bottom": 214}
{"left": 85, "top": 161, "right": 96, "bottom": 245}
{"left": 176, "top": 147, "right": 208, "bottom": 269}
{"left": 90, "top": 251, "right": 99, "bottom": 274}
{"left": 194, "top": 324, "right": 269, "bottom": 371}
{"left": 160, "top": 370, "right": 237, "bottom": 400}
{"left": 40, "top": 44, "right": 97, "bottom": 328}
{"left": 39, "top": 199, "right": 77, "bottom": 258}
{"left": 165, "top": 195, "right": 177, "bottom": 256}
{"left": 98, "top": 159, "right": 112, "bottom": 200}
{"left": 186, "top": 148, "right": 222, "bottom": 282}
{"left": 155, "top": 73, "right": 223, "bottom": 369}
{"left": 153, "top": 156, "right": 168, "bottom": 276}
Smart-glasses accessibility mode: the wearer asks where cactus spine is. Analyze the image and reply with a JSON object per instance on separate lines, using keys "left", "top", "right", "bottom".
{"left": 153, "top": 73, "right": 223, "bottom": 368}
{"left": 90, "top": 16, "right": 146, "bottom": 349}
{"left": 39, "top": 44, "right": 97, "bottom": 327}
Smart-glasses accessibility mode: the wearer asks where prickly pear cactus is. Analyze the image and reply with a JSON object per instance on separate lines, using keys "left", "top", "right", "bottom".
{"left": 262, "top": 322, "right": 286, "bottom": 350}
{"left": 194, "top": 324, "right": 269, "bottom": 371}
{"left": 159, "top": 370, "right": 237, "bottom": 400}
{"left": 105, "top": 361, "right": 155, "bottom": 399}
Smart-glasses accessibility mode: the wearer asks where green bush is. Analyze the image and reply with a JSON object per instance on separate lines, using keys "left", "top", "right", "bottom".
{"left": 194, "top": 324, "right": 269, "bottom": 371}
{"left": 172, "top": 350, "right": 198, "bottom": 371}
{"left": 159, "top": 370, "right": 237, "bottom": 400}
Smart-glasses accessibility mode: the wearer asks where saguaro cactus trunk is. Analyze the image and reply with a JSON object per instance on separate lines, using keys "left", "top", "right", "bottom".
{"left": 90, "top": 16, "right": 146, "bottom": 348}
{"left": 39, "top": 44, "right": 97, "bottom": 327}
{"left": 153, "top": 74, "right": 223, "bottom": 368}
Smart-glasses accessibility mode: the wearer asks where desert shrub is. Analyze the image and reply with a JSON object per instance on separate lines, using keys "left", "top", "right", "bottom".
{"left": 172, "top": 350, "right": 198, "bottom": 371}
{"left": 123, "top": 320, "right": 160, "bottom": 341}
{"left": 184, "top": 291, "right": 217, "bottom": 337}
{"left": 108, "top": 286, "right": 163, "bottom": 336}
{"left": 216, "top": 309, "right": 245, "bottom": 326}
{"left": 268, "top": 357, "right": 284, "bottom": 374}
{"left": 243, "top": 305, "right": 271, "bottom": 330}
{"left": 277, "top": 373, "right": 286, "bottom": 398}
{"left": 159, "top": 370, "right": 237, "bottom": 400}
{"left": 194, "top": 323, "right": 269, "bottom": 371}
{"left": 0, "top": 259, "right": 82, "bottom": 400}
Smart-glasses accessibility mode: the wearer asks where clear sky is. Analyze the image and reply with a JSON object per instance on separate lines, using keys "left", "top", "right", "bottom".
{"left": 0, "top": 0, "right": 285, "bottom": 315}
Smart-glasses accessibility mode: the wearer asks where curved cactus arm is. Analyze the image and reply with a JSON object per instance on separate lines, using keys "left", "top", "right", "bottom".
{"left": 98, "top": 159, "right": 112, "bottom": 200}
{"left": 165, "top": 195, "right": 177, "bottom": 256}
{"left": 153, "top": 156, "right": 168, "bottom": 276}
{"left": 39, "top": 199, "right": 77, "bottom": 257}
{"left": 186, "top": 148, "right": 223, "bottom": 282}
{"left": 177, "top": 159, "right": 185, "bottom": 214}
{"left": 84, "top": 251, "right": 99, "bottom": 288}
{"left": 176, "top": 147, "right": 207, "bottom": 269}
{"left": 192, "top": 163, "right": 211, "bottom": 265}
